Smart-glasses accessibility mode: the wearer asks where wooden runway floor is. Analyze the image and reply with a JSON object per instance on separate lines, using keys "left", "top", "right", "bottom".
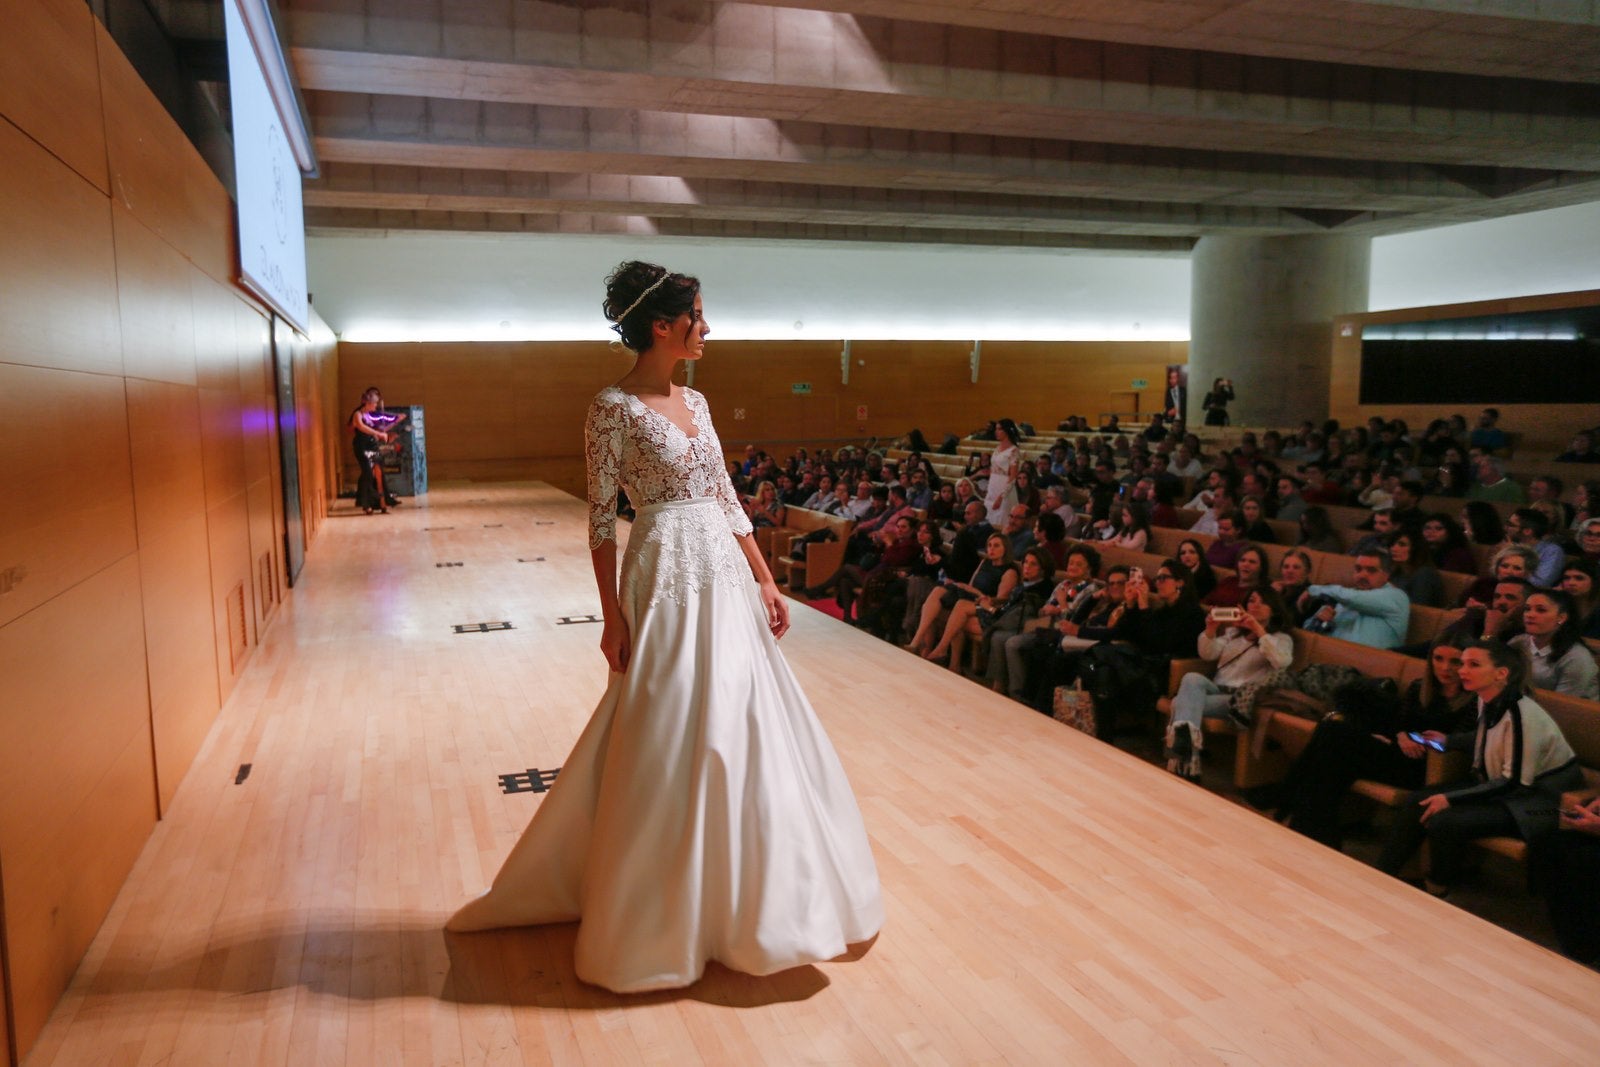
{"left": 25, "top": 484, "right": 1600, "bottom": 1066}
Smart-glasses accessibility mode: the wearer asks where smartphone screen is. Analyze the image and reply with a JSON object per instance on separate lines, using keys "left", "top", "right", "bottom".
{"left": 1406, "top": 732, "right": 1447, "bottom": 752}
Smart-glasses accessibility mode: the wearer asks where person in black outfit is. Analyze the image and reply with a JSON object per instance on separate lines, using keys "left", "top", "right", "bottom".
{"left": 350, "top": 386, "right": 407, "bottom": 514}
{"left": 1536, "top": 795, "right": 1600, "bottom": 965}
{"left": 1202, "top": 377, "right": 1235, "bottom": 427}
{"left": 1031, "top": 559, "right": 1205, "bottom": 712}
{"left": 1275, "top": 634, "right": 1475, "bottom": 847}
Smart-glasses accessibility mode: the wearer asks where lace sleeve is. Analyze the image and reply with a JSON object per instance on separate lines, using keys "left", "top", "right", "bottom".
{"left": 696, "top": 393, "right": 753, "bottom": 538}
{"left": 585, "top": 394, "right": 624, "bottom": 549}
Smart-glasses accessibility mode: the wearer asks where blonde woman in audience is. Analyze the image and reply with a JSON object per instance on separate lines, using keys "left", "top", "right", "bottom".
{"left": 1509, "top": 590, "right": 1599, "bottom": 699}
{"left": 1271, "top": 548, "right": 1314, "bottom": 611}
{"left": 745, "top": 480, "right": 786, "bottom": 528}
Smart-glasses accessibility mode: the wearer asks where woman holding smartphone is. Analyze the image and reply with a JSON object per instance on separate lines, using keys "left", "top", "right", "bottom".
{"left": 1274, "top": 634, "right": 1475, "bottom": 847}
{"left": 1165, "top": 588, "right": 1294, "bottom": 779}
{"left": 1376, "top": 639, "right": 1582, "bottom": 896}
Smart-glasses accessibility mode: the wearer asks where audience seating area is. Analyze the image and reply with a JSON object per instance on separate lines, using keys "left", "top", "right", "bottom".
{"left": 720, "top": 409, "right": 1600, "bottom": 959}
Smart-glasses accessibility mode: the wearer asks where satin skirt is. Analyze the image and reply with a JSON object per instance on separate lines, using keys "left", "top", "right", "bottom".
{"left": 447, "top": 497, "right": 883, "bottom": 992}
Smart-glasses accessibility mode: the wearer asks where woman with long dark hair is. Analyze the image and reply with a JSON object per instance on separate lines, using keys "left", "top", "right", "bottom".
{"left": 1176, "top": 538, "right": 1218, "bottom": 599}
{"left": 1510, "top": 589, "right": 1599, "bottom": 698}
{"left": 349, "top": 386, "right": 406, "bottom": 514}
{"left": 1297, "top": 506, "right": 1343, "bottom": 554}
{"left": 1420, "top": 513, "right": 1477, "bottom": 574}
{"left": 1460, "top": 500, "right": 1506, "bottom": 546}
{"left": 1384, "top": 529, "right": 1444, "bottom": 607}
{"left": 1201, "top": 377, "right": 1234, "bottom": 426}
{"left": 448, "top": 261, "right": 881, "bottom": 989}
{"left": 984, "top": 418, "right": 1023, "bottom": 525}
{"left": 1276, "top": 634, "right": 1476, "bottom": 847}
{"left": 1376, "top": 639, "right": 1582, "bottom": 896}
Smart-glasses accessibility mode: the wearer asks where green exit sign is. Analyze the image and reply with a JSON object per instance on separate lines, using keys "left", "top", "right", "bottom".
{"left": 791, "top": 382, "right": 812, "bottom": 395}
{"left": 1130, "top": 378, "right": 1149, "bottom": 389}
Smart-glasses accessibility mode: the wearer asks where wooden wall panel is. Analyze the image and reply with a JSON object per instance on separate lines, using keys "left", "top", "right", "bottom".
{"left": 206, "top": 491, "right": 255, "bottom": 699}
{"left": 0, "top": 119, "right": 121, "bottom": 378}
{"left": 0, "top": 364, "right": 137, "bottom": 630}
{"left": 112, "top": 205, "right": 197, "bottom": 387}
{"left": 0, "top": 0, "right": 109, "bottom": 192}
{"left": 196, "top": 344, "right": 247, "bottom": 510}
{"left": 337, "top": 338, "right": 1188, "bottom": 491}
{"left": 0, "top": 557, "right": 156, "bottom": 1057}
{"left": 96, "top": 22, "right": 209, "bottom": 263}
{"left": 138, "top": 513, "right": 221, "bottom": 812}
{"left": 125, "top": 379, "right": 207, "bottom": 547}
{"left": 1330, "top": 288, "right": 1600, "bottom": 454}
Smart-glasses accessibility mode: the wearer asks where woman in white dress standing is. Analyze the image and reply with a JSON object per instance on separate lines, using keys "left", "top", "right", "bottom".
{"left": 447, "top": 261, "right": 883, "bottom": 992}
{"left": 985, "top": 418, "right": 1023, "bottom": 526}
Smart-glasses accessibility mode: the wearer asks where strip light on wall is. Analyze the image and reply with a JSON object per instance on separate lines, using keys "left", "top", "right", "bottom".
{"left": 233, "top": 0, "right": 316, "bottom": 175}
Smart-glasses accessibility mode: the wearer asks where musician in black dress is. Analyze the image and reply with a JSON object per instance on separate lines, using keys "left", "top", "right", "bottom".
{"left": 1202, "top": 377, "right": 1235, "bottom": 427}
{"left": 350, "top": 387, "right": 406, "bottom": 514}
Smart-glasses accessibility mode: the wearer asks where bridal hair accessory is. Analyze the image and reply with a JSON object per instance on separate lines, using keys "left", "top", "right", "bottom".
{"left": 613, "top": 272, "right": 670, "bottom": 324}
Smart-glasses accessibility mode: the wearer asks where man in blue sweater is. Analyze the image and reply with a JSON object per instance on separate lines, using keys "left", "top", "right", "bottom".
{"left": 1300, "top": 549, "right": 1411, "bottom": 650}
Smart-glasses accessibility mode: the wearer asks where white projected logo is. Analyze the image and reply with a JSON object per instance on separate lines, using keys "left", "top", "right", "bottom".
{"left": 268, "top": 122, "right": 289, "bottom": 245}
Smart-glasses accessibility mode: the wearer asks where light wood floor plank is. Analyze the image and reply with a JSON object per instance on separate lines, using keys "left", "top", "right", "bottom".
{"left": 23, "top": 482, "right": 1600, "bottom": 1067}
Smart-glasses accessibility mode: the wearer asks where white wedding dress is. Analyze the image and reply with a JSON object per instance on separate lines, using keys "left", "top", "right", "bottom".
{"left": 447, "top": 386, "right": 883, "bottom": 992}
{"left": 985, "top": 443, "right": 1019, "bottom": 526}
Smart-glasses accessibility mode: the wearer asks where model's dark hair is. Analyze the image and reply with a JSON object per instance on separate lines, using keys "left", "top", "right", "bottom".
{"left": 1527, "top": 588, "right": 1583, "bottom": 661}
{"left": 602, "top": 260, "right": 701, "bottom": 353}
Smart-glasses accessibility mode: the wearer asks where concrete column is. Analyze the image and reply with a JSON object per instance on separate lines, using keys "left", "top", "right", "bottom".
{"left": 1187, "top": 234, "right": 1369, "bottom": 428}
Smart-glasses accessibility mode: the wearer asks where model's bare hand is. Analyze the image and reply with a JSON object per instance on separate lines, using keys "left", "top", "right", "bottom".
{"left": 601, "top": 616, "right": 631, "bottom": 673}
{"left": 761, "top": 581, "right": 790, "bottom": 639}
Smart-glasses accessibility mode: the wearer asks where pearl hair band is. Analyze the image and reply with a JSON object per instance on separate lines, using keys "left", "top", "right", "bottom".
{"left": 614, "top": 273, "right": 669, "bottom": 324}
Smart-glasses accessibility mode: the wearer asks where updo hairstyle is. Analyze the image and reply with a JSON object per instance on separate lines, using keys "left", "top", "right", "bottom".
{"left": 602, "top": 260, "right": 701, "bottom": 354}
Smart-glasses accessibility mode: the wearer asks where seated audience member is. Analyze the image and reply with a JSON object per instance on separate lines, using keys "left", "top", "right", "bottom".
{"left": 1001, "top": 503, "right": 1035, "bottom": 559}
{"left": 1296, "top": 506, "right": 1344, "bottom": 554}
{"left": 1349, "top": 507, "right": 1400, "bottom": 557}
{"left": 745, "top": 480, "right": 786, "bottom": 528}
{"left": 1427, "top": 459, "right": 1471, "bottom": 498}
{"left": 952, "top": 476, "right": 980, "bottom": 515}
{"left": 1086, "top": 462, "right": 1120, "bottom": 526}
{"left": 832, "top": 514, "right": 920, "bottom": 624}
{"left": 1274, "top": 477, "right": 1307, "bottom": 523}
{"left": 1148, "top": 453, "right": 1183, "bottom": 497}
{"left": 800, "top": 474, "right": 835, "bottom": 512}
{"left": 1104, "top": 502, "right": 1152, "bottom": 551}
{"left": 1420, "top": 513, "right": 1477, "bottom": 574}
{"left": 1556, "top": 431, "right": 1600, "bottom": 464}
{"left": 1174, "top": 538, "right": 1218, "bottom": 600}
{"left": 817, "top": 481, "right": 852, "bottom": 517}
{"left": 927, "top": 482, "right": 958, "bottom": 525}
{"left": 1184, "top": 470, "right": 1231, "bottom": 523}
{"left": 1536, "top": 792, "right": 1600, "bottom": 967}
{"left": 1467, "top": 456, "right": 1526, "bottom": 504}
{"left": 907, "top": 532, "right": 1018, "bottom": 663}
{"left": 1527, "top": 475, "right": 1571, "bottom": 528}
{"left": 1579, "top": 517, "right": 1600, "bottom": 564}
{"left": 1032, "top": 512, "right": 1070, "bottom": 569}
{"left": 1165, "top": 589, "right": 1295, "bottom": 780}
{"left": 1276, "top": 635, "right": 1476, "bottom": 847}
{"left": 1561, "top": 559, "right": 1600, "bottom": 639}
{"left": 1509, "top": 590, "right": 1599, "bottom": 699}
{"left": 1384, "top": 529, "right": 1444, "bottom": 607}
{"left": 843, "top": 480, "right": 878, "bottom": 522}
{"left": 1460, "top": 500, "right": 1507, "bottom": 547}
{"left": 1468, "top": 408, "right": 1508, "bottom": 453}
{"left": 1458, "top": 544, "right": 1536, "bottom": 608}
{"left": 1204, "top": 544, "right": 1267, "bottom": 608}
{"left": 1357, "top": 469, "right": 1397, "bottom": 512}
{"left": 1034, "top": 559, "right": 1206, "bottom": 713}
{"left": 1271, "top": 548, "right": 1315, "bottom": 612}
{"left": 1376, "top": 639, "right": 1582, "bottom": 896}
{"left": 944, "top": 499, "right": 994, "bottom": 581}
{"left": 1041, "top": 485, "right": 1076, "bottom": 532}
{"left": 1504, "top": 507, "right": 1564, "bottom": 588}
{"left": 1170, "top": 444, "right": 1204, "bottom": 480}
{"left": 1012, "top": 466, "right": 1042, "bottom": 515}
{"left": 874, "top": 519, "right": 949, "bottom": 642}
{"left": 904, "top": 467, "right": 933, "bottom": 511}
{"left": 980, "top": 547, "right": 1058, "bottom": 693}
{"left": 1239, "top": 496, "right": 1276, "bottom": 543}
{"left": 1298, "top": 463, "right": 1345, "bottom": 506}
{"left": 1001, "top": 547, "right": 1108, "bottom": 701}
{"left": 1299, "top": 549, "right": 1410, "bottom": 650}
{"left": 1206, "top": 511, "right": 1249, "bottom": 569}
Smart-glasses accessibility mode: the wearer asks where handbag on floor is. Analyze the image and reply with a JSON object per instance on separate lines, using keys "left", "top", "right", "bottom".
{"left": 1051, "top": 682, "right": 1098, "bottom": 737}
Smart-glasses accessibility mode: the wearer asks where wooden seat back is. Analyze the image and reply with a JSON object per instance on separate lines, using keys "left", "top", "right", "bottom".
{"left": 1405, "top": 605, "right": 1455, "bottom": 647}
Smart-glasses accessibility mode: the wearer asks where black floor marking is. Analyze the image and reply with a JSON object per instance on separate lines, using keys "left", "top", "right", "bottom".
{"left": 435, "top": 561, "right": 464, "bottom": 568}
{"left": 235, "top": 763, "right": 252, "bottom": 784}
{"left": 482, "top": 523, "right": 504, "bottom": 528}
{"left": 453, "top": 621, "right": 514, "bottom": 633}
{"left": 557, "top": 614, "right": 602, "bottom": 625}
{"left": 499, "top": 768, "right": 560, "bottom": 794}
{"left": 535, "top": 521, "right": 556, "bottom": 526}
{"left": 424, "top": 526, "right": 456, "bottom": 531}
{"left": 517, "top": 557, "right": 547, "bottom": 563}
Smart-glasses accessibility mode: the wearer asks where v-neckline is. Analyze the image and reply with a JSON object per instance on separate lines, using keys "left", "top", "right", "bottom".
{"left": 616, "top": 387, "right": 700, "bottom": 440}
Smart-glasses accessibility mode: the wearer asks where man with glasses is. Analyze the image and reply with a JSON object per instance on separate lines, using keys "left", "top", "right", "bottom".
{"left": 1299, "top": 549, "right": 1410, "bottom": 649}
{"left": 1580, "top": 518, "right": 1600, "bottom": 564}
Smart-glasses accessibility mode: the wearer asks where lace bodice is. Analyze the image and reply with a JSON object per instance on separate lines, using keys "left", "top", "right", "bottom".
{"left": 585, "top": 386, "right": 754, "bottom": 549}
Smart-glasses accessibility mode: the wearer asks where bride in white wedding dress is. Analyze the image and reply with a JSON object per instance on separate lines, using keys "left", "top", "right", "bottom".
{"left": 447, "top": 261, "right": 883, "bottom": 992}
